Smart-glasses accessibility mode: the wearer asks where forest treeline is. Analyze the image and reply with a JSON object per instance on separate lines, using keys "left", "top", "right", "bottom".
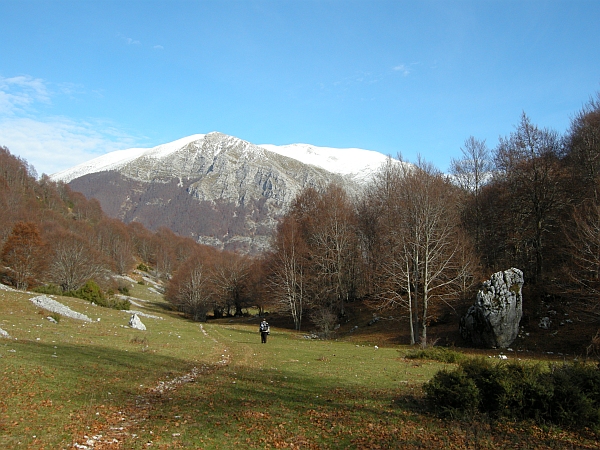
{"left": 1, "top": 92, "right": 599, "bottom": 345}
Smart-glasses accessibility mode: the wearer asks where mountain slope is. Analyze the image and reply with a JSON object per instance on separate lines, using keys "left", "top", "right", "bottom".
{"left": 52, "top": 132, "right": 394, "bottom": 253}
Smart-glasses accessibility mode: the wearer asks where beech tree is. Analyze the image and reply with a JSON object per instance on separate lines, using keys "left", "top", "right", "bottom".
{"left": 128, "top": 221, "right": 156, "bottom": 266}
{"left": 95, "top": 218, "right": 135, "bottom": 275}
{"left": 268, "top": 216, "right": 309, "bottom": 330}
{"left": 210, "top": 251, "right": 251, "bottom": 317}
{"left": 450, "top": 136, "right": 492, "bottom": 252}
{"left": 566, "top": 92, "right": 600, "bottom": 202}
{"left": 367, "top": 158, "right": 476, "bottom": 345}
{"left": 1, "top": 221, "right": 45, "bottom": 289}
{"left": 166, "top": 253, "right": 212, "bottom": 321}
{"left": 493, "top": 113, "right": 565, "bottom": 282}
{"left": 46, "top": 230, "right": 107, "bottom": 291}
{"left": 565, "top": 201, "right": 600, "bottom": 299}
{"left": 310, "top": 184, "right": 359, "bottom": 316}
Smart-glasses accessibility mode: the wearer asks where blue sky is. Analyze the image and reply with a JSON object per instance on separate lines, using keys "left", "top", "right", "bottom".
{"left": 1, "top": 0, "right": 599, "bottom": 176}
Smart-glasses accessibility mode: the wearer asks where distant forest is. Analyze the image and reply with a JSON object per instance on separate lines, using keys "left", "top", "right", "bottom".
{"left": 1, "top": 91, "right": 599, "bottom": 346}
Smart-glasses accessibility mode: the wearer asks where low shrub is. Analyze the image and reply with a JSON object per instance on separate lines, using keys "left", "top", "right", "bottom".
{"left": 31, "top": 284, "right": 63, "bottom": 295}
{"left": 32, "top": 281, "right": 130, "bottom": 310}
{"left": 548, "top": 362, "right": 600, "bottom": 427}
{"left": 424, "top": 358, "right": 600, "bottom": 429}
{"left": 405, "top": 346, "right": 466, "bottom": 364}
{"left": 73, "top": 280, "right": 104, "bottom": 303}
{"left": 423, "top": 368, "right": 479, "bottom": 419}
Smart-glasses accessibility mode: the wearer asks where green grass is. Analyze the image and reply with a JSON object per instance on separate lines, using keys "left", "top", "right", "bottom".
{"left": 1, "top": 284, "right": 598, "bottom": 449}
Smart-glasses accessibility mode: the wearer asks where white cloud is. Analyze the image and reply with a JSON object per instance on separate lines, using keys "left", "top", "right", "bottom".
{"left": 0, "top": 75, "right": 143, "bottom": 176}
{"left": 0, "top": 117, "right": 140, "bottom": 176}
{"left": 393, "top": 62, "right": 420, "bottom": 77}
{"left": 0, "top": 75, "right": 51, "bottom": 115}
{"left": 393, "top": 65, "right": 411, "bottom": 76}
{"left": 116, "top": 33, "right": 141, "bottom": 46}
{"left": 153, "top": 45, "right": 164, "bottom": 50}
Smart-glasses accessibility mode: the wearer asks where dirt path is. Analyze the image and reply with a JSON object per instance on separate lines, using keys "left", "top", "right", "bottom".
{"left": 72, "top": 325, "right": 230, "bottom": 449}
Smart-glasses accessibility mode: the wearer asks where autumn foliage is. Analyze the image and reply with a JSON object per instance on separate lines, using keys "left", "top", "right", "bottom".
{"left": 2, "top": 91, "right": 600, "bottom": 341}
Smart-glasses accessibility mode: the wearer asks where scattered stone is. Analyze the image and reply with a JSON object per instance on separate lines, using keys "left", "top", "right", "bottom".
{"left": 47, "top": 316, "right": 58, "bottom": 324}
{"left": 460, "top": 268, "right": 524, "bottom": 348}
{"left": 129, "top": 314, "right": 146, "bottom": 331}
{"left": 368, "top": 316, "right": 380, "bottom": 326}
{"left": 0, "top": 328, "right": 11, "bottom": 339}
{"left": 125, "top": 310, "right": 163, "bottom": 320}
{"left": 302, "top": 333, "right": 319, "bottom": 339}
{"left": 539, "top": 317, "right": 551, "bottom": 329}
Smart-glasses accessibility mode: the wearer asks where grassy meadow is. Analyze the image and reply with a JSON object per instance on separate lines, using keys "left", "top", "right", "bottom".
{"left": 1, "top": 279, "right": 598, "bottom": 449}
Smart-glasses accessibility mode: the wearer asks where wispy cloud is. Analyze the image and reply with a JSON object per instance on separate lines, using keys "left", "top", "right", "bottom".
{"left": 0, "top": 75, "right": 51, "bottom": 115}
{"left": 393, "top": 62, "right": 420, "bottom": 77}
{"left": 153, "top": 45, "right": 164, "bottom": 50}
{"left": 0, "top": 75, "right": 142, "bottom": 175}
{"left": 117, "top": 33, "right": 141, "bottom": 46}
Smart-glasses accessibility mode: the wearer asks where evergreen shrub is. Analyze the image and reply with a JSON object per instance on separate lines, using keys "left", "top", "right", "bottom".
{"left": 424, "top": 358, "right": 600, "bottom": 428}
{"left": 406, "top": 346, "right": 466, "bottom": 364}
{"left": 33, "top": 281, "right": 130, "bottom": 310}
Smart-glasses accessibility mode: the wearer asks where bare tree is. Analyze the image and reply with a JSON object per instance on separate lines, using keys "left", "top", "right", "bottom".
{"left": 46, "top": 230, "right": 107, "bottom": 291}
{"left": 268, "top": 216, "right": 309, "bottom": 330}
{"left": 451, "top": 136, "right": 492, "bottom": 251}
{"left": 166, "top": 254, "right": 213, "bottom": 321}
{"left": 493, "top": 112, "right": 565, "bottom": 282}
{"left": 566, "top": 92, "right": 600, "bottom": 202}
{"left": 210, "top": 251, "right": 251, "bottom": 317}
{"left": 310, "top": 184, "right": 358, "bottom": 316}
{"left": 368, "top": 158, "right": 476, "bottom": 346}
{"left": 95, "top": 218, "right": 135, "bottom": 275}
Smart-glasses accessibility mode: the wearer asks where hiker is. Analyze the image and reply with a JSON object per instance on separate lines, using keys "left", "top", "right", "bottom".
{"left": 259, "top": 318, "right": 270, "bottom": 343}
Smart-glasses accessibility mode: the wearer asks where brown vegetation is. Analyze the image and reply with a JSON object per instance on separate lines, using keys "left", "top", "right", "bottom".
{"left": 2, "top": 91, "right": 600, "bottom": 354}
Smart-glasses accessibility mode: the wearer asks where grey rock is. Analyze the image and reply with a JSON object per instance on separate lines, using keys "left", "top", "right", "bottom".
{"left": 129, "top": 314, "right": 146, "bottom": 331}
{"left": 460, "top": 268, "right": 524, "bottom": 348}
{"left": 539, "top": 317, "right": 551, "bottom": 329}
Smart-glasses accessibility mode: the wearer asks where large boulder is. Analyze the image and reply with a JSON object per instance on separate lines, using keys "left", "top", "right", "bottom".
{"left": 460, "top": 268, "right": 523, "bottom": 348}
{"left": 129, "top": 313, "right": 146, "bottom": 331}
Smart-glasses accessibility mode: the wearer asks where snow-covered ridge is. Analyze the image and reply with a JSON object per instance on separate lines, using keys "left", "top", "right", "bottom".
{"left": 259, "top": 143, "right": 389, "bottom": 179}
{"left": 51, "top": 132, "right": 391, "bottom": 183}
{"left": 52, "top": 134, "right": 206, "bottom": 183}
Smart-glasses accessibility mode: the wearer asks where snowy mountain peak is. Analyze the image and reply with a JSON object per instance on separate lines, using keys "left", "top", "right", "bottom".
{"left": 52, "top": 131, "right": 402, "bottom": 253}
{"left": 51, "top": 132, "right": 392, "bottom": 184}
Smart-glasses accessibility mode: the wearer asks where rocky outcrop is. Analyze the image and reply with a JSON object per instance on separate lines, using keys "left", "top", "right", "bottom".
{"left": 460, "top": 268, "right": 524, "bottom": 348}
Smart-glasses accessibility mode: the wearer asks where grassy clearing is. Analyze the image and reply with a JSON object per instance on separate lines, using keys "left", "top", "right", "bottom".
{"left": 1, "top": 284, "right": 598, "bottom": 449}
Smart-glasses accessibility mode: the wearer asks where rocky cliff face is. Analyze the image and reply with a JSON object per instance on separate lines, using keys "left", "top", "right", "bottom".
{"left": 57, "top": 132, "right": 386, "bottom": 254}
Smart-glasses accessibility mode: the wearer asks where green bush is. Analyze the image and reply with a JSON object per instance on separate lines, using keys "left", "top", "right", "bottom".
{"left": 34, "top": 281, "right": 130, "bottom": 310}
{"left": 73, "top": 280, "right": 104, "bottom": 303}
{"left": 406, "top": 346, "right": 466, "bottom": 364}
{"left": 137, "top": 263, "right": 150, "bottom": 272}
{"left": 31, "top": 284, "right": 63, "bottom": 295}
{"left": 424, "top": 358, "right": 600, "bottom": 429}
{"left": 423, "top": 369, "right": 480, "bottom": 419}
{"left": 460, "top": 358, "right": 507, "bottom": 416}
{"left": 548, "top": 363, "right": 600, "bottom": 427}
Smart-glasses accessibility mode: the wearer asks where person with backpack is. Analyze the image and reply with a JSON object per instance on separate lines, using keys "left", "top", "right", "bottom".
{"left": 259, "top": 318, "right": 270, "bottom": 343}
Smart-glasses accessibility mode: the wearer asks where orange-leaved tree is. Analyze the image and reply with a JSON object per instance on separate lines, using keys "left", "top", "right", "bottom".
{"left": 1, "top": 221, "right": 46, "bottom": 289}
